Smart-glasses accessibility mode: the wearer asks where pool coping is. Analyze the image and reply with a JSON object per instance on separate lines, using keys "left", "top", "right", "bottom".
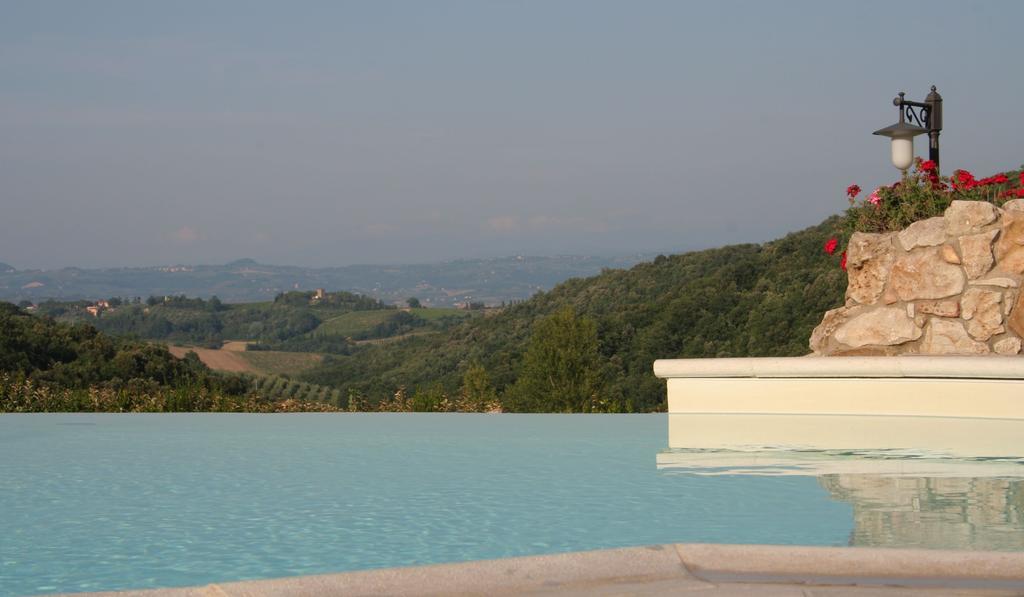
{"left": 653, "top": 355, "right": 1024, "bottom": 379}
{"left": 55, "top": 543, "right": 1024, "bottom": 596}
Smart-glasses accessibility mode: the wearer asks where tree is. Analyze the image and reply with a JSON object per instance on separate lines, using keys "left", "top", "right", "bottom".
{"left": 458, "top": 363, "right": 498, "bottom": 412}
{"left": 508, "top": 306, "right": 602, "bottom": 412}
{"left": 406, "top": 297, "right": 421, "bottom": 309}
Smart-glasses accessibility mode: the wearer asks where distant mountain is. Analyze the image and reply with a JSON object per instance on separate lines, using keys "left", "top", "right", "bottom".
{"left": 0, "top": 255, "right": 652, "bottom": 306}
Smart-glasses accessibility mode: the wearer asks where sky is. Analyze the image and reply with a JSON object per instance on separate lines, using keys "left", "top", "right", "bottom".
{"left": 1, "top": 0, "right": 1023, "bottom": 269}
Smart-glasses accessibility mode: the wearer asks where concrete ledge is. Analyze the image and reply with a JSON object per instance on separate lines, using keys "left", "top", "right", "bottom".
{"left": 677, "top": 544, "right": 1024, "bottom": 583}
{"left": 58, "top": 544, "right": 1024, "bottom": 596}
{"left": 664, "top": 377, "right": 1024, "bottom": 419}
{"left": 653, "top": 356, "right": 1024, "bottom": 380}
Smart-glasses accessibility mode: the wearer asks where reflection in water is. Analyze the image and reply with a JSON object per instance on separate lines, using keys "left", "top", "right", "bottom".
{"left": 821, "top": 475, "right": 1024, "bottom": 551}
{"left": 660, "top": 414, "right": 1024, "bottom": 551}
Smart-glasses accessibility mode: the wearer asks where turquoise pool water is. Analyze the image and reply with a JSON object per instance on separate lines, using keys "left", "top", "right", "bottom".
{"left": 1, "top": 413, "right": 1022, "bottom": 596}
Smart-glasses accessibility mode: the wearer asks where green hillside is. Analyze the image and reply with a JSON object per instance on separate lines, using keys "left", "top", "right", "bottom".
{"left": 41, "top": 290, "right": 392, "bottom": 347}
{"left": 301, "top": 217, "right": 847, "bottom": 412}
{"left": 0, "top": 301, "right": 340, "bottom": 412}
{"left": 311, "top": 308, "right": 472, "bottom": 339}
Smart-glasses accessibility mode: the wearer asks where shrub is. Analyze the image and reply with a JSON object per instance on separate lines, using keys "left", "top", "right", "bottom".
{"left": 822, "top": 160, "right": 1024, "bottom": 270}
{"left": 843, "top": 159, "right": 1022, "bottom": 235}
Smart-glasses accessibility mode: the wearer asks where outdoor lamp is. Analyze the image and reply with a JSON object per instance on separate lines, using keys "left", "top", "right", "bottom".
{"left": 873, "top": 86, "right": 943, "bottom": 174}
{"left": 873, "top": 120, "right": 927, "bottom": 172}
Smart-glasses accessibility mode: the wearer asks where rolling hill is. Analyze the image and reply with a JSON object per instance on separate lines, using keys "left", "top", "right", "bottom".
{"left": 299, "top": 217, "right": 848, "bottom": 412}
{"left": 0, "top": 255, "right": 651, "bottom": 306}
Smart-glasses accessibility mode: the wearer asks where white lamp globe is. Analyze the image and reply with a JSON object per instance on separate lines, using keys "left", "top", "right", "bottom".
{"left": 891, "top": 137, "right": 914, "bottom": 171}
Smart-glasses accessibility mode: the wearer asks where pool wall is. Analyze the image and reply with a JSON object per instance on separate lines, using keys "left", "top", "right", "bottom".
{"left": 654, "top": 356, "right": 1024, "bottom": 419}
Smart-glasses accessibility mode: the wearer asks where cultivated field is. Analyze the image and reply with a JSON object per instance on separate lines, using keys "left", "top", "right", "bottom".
{"left": 167, "top": 345, "right": 257, "bottom": 373}
{"left": 168, "top": 344, "right": 322, "bottom": 377}
{"left": 312, "top": 310, "right": 392, "bottom": 337}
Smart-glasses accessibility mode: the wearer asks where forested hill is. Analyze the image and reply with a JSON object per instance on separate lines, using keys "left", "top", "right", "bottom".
{"left": 301, "top": 217, "right": 848, "bottom": 412}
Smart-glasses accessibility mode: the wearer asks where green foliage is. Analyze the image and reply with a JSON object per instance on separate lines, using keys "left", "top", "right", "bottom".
{"left": 0, "top": 301, "right": 207, "bottom": 389}
{"left": 274, "top": 290, "right": 387, "bottom": 311}
{"left": 51, "top": 290, "right": 392, "bottom": 348}
{"left": 0, "top": 372, "right": 340, "bottom": 413}
{"left": 844, "top": 162, "right": 1022, "bottom": 234}
{"left": 0, "top": 302, "right": 343, "bottom": 412}
{"left": 251, "top": 374, "right": 337, "bottom": 404}
{"left": 300, "top": 218, "right": 847, "bottom": 412}
{"left": 458, "top": 363, "right": 498, "bottom": 412}
{"left": 410, "top": 383, "right": 449, "bottom": 412}
{"left": 507, "top": 307, "right": 602, "bottom": 413}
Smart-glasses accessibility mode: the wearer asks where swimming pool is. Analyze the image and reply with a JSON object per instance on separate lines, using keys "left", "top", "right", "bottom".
{"left": 2, "top": 413, "right": 1022, "bottom": 596}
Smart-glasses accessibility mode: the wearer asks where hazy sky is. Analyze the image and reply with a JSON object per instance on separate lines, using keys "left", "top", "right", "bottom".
{"left": 2, "top": 1, "right": 1022, "bottom": 269}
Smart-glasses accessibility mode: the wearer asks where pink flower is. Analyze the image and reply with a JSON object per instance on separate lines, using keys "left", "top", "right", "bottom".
{"left": 867, "top": 189, "right": 882, "bottom": 206}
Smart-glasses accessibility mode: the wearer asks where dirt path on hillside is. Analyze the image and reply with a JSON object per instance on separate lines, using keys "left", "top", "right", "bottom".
{"left": 167, "top": 346, "right": 258, "bottom": 373}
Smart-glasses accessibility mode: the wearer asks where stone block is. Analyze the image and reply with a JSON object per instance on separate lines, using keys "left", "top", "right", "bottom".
{"left": 844, "top": 232, "right": 895, "bottom": 305}
{"left": 961, "top": 288, "right": 1004, "bottom": 341}
{"left": 919, "top": 318, "right": 989, "bottom": 355}
{"left": 888, "top": 247, "right": 965, "bottom": 301}
{"left": 897, "top": 217, "right": 946, "bottom": 250}
{"left": 1003, "top": 198, "right": 1024, "bottom": 212}
{"left": 945, "top": 200, "right": 999, "bottom": 235}
{"left": 969, "top": 276, "right": 1019, "bottom": 288}
{"left": 915, "top": 300, "right": 959, "bottom": 317}
{"left": 1008, "top": 290, "right": 1024, "bottom": 337}
{"left": 809, "top": 306, "right": 864, "bottom": 354}
{"left": 994, "top": 337, "right": 1022, "bottom": 355}
{"left": 959, "top": 229, "right": 999, "bottom": 279}
{"left": 833, "top": 307, "right": 922, "bottom": 348}
{"left": 994, "top": 210, "right": 1024, "bottom": 274}
{"left": 941, "top": 244, "right": 961, "bottom": 264}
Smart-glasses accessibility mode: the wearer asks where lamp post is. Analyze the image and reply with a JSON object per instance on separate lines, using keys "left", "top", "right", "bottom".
{"left": 873, "top": 85, "right": 943, "bottom": 175}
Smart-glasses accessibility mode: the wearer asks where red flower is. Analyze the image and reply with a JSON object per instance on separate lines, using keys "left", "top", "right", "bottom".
{"left": 846, "top": 184, "right": 861, "bottom": 199}
{"left": 954, "top": 169, "right": 977, "bottom": 190}
{"left": 1020, "top": 172, "right": 1024, "bottom": 186}
{"left": 824, "top": 238, "right": 838, "bottom": 255}
{"left": 977, "top": 174, "right": 1009, "bottom": 187}
{"left": 920, "top": 159, "right": 937, "bottom": 172}
{"left": 839, "top": 251, "right": 847, "bottom": 271}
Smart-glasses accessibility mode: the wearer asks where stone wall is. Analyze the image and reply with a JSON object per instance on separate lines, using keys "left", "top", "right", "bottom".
{"left": 811, "top": 199, "right": 1024, "bottom": 356}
